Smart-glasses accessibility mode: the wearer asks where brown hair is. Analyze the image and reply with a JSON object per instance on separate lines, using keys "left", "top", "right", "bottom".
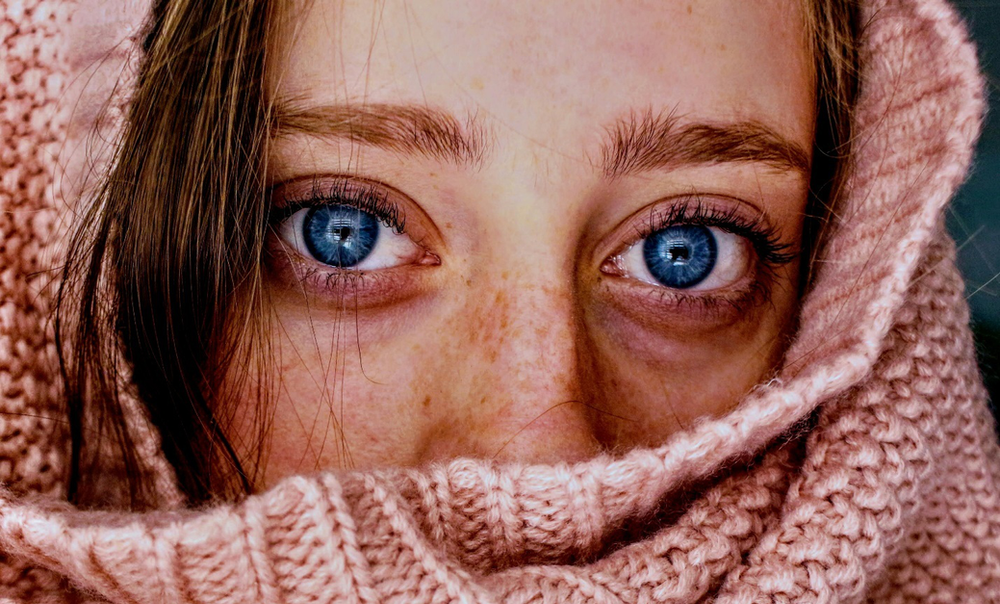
{"left": 58, "top": 0, "right": 274, "bottom": 507}
{"left": 805, "top": 0, "right": 862, "bottom": 278}
{"left": 57, "top": 0, "right": 860, "bottom": 509}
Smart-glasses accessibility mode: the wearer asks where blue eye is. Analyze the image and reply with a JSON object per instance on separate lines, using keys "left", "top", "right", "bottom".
{"left": 303, "top": 205, "right": 380, "bottom": 268}
{"left": 277, "top": 196, "right": 426, "bottom": 272}
{"left": 642, "top": 225, "right": 718, "bottom": 289}
{"left": 616, "top": 223, "right": 747, "bottom": 291}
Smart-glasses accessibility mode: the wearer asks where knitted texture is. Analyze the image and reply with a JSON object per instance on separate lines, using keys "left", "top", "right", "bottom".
{"left": 1, "top": 0, "right": 998, "bottom": 602}
{"left": 0, "top": 0, "right": 74, "bottom": 599}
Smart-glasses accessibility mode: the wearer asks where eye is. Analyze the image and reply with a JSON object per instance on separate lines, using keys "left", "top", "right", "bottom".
{"left": 618, "top": 225, "right": 750, "bottom": 291}
{"left": 277, "top": 203, "right": 426, "bottom": 270}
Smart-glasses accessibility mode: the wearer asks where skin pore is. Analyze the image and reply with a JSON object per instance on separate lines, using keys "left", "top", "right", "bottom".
{"left": 247, "top": 0, "right": 816, "bottom": 488}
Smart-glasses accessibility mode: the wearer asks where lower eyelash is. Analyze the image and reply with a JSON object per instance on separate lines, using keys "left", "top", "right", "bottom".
{"left": 609, "top": 271, "right": 773, "bottom": 325}
{"left": 279, "top": 259, "right": 420, "bottom": 306}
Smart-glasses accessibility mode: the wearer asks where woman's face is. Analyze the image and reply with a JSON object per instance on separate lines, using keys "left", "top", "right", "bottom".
{"left": 251, "top": 0, "right": 815, "bottom": 485}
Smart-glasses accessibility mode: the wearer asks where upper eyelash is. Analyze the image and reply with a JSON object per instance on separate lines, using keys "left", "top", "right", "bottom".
{"left": 268, "top": 179, "right": 407, "bottom": 233}
{"left": 269, "top": 184, "right": 796, "bottom": 277}
{"left": 633, "top": 196, "right": 798, "bottom": 268}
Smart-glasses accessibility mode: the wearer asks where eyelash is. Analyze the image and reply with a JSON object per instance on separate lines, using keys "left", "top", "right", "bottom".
{"left": 269, "top": 179, "right": 407, "bottom": 236}
{"left": 627, "top": 197, "right": 796, "bottom": 271}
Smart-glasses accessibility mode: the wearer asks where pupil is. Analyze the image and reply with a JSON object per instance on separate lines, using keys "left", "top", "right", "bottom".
{"left": 642, "top": 225, "right": 717, "bottom": 289}
{"left": 302, "top": 205, "right": 380, "bottom": 268}
{"left": 667, "top": 244, "right": 691, "bottom": 264}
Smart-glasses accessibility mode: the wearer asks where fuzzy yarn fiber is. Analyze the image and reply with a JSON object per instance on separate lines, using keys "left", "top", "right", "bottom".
{"left": 1, "top": 0, "right": 998, "bottom": 602}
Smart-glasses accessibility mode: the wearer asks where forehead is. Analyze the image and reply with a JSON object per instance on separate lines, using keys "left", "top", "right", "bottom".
{"left": 269, "top": 0, "right": 814, "bottom": 152}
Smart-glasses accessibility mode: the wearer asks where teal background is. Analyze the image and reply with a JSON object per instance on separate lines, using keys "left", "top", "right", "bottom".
{"left": 949, "top": 2, "right": 1000, "bottom": 407}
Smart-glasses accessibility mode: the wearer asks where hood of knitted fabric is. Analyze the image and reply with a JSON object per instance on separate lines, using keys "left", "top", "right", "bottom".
{"left": 1, "top": 0, "right": 997, "bottom": 602}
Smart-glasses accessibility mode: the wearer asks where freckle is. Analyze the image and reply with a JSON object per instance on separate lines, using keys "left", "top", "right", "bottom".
{"left": 719, "top": 43, "right": 726, "bottom": 51}
{"left": 421, "top": 396, "right": 431, "bottom": 408}
{"left": 465, "top": 278, "right": 472, "bottom": 287}
{"left": 501, "top": 270, "right": 509, "bottom": 280}
{"left": 470, "top": 77, "right": 485, "bottom": 91}
{"left": 445, "top": 222, "right": 453, "bottom": 229}
{"left": 686, "top": 4, "right": 692, "bottom": 14}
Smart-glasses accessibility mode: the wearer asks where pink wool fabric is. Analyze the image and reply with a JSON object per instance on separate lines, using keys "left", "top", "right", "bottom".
{"left": 1, "top": 0, "right": 998, "bottom": 602}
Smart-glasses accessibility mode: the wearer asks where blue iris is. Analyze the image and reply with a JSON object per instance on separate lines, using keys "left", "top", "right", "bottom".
{"left": 642, "top": 225, "right": 717, "bottom": 288}
{"left": 303, "top": 205, "right": 379, "bottom": 268}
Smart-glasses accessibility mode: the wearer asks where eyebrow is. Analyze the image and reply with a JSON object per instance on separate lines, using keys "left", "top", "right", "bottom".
{"left": 600, "top": 110, "right": 811, "bottom": 178}
{"left": 271, "top": 103, "right": 810, "bottom": 178}
{"left": 270, "top": 102, "right": 491, "bottom": 166}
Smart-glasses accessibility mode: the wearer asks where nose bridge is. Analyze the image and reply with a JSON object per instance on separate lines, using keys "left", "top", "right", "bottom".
{"left": 482, "top": 270, "right": 579, "bottom": 395}
{"left": 447, "top": 263, "right": 598, "bottom": 463}
{"left": 477, "top": 169, "right": 586, "bottom": 389}
{"left": 417, "top": 171, "right": 602, "bottom": 464}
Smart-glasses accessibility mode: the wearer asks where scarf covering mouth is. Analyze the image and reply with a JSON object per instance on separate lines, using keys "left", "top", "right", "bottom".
{"left": 1, "top": 0, "right": 998, "bottom": 601}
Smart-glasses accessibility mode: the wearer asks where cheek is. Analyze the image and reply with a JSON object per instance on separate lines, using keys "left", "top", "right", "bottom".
{"left": 567, "top": 256, "right": 801, "bottom": 446}
{"left": 582, "top": 310, "right": 791, "bottom": 442}
{"left": 240, "top": 295, "right": 449, "bottom": 485}
{"left": 582, "top": 263, "right": 800, "bottom": 440}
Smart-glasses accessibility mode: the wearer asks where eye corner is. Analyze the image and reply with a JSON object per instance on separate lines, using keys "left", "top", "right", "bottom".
{"left": 418, "top": 251, "right": 443, "bottom": 267}
{"left": 599, "top": 253, "right": 626, "bottom": 277}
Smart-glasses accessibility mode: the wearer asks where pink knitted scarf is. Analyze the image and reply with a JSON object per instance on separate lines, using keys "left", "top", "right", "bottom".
{"left": 2, "top": 0, "right": 998, "bottom": 601}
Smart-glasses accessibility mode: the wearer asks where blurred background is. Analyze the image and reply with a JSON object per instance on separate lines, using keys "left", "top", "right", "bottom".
{"left": 949, "top": 2, "right": 1000, "bottom": 417}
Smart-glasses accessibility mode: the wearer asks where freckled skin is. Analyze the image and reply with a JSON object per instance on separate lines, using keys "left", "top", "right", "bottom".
{"left": 243, "top": 0, "right": 816, "bottom": 487}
